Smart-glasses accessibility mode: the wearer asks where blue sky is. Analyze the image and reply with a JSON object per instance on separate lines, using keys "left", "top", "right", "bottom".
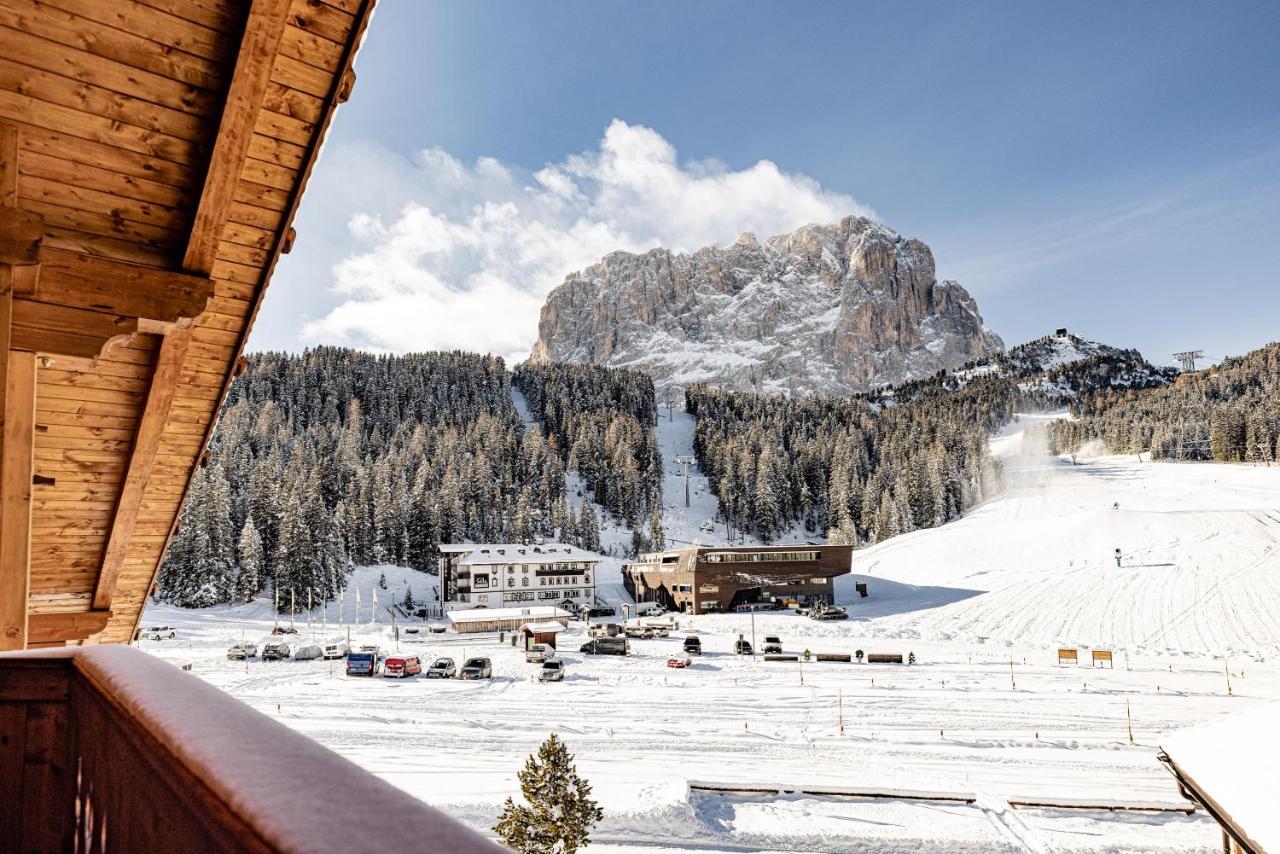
{"left": 256, "top": 1, "right": 1280, "bottom": 368}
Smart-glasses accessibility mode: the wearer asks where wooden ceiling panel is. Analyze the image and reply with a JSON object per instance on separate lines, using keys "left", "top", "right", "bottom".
{"left": 0, "top": 0, "right": 376, "bottom": 647}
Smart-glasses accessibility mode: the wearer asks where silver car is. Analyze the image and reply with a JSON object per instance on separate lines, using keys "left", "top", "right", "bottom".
{"left": 538, "top": 660, "right": 565, "bottom": 682}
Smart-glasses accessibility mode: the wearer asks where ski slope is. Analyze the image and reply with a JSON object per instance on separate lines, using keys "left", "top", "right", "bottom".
{"left": 136, "top": 413, "right": 1280, "bottom": 851}
{"left": 850, "top": 413, "right": 1280, "bottom": 660}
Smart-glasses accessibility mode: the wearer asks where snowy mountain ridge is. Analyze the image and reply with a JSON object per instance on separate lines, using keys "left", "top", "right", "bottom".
{"left": 530, "top": 216, "right": 1004, "bottom": 397}
{"left": 876, "top": 330, "right": 1175, "bottom": 404}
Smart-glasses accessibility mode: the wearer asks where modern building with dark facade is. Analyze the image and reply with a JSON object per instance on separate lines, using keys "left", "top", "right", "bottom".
{"left": 623, "top": 544, "right": 854, "bottom": 613}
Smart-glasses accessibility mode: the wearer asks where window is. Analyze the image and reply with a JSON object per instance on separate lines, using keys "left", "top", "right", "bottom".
{"left": 521, "top": 577, "right": 529, "bottom": 587}
{"left": 702, "top": 550, "right": 820, "bottom": 564}
{"left": 473, "top": 574, "right": 490, "bottom": 589}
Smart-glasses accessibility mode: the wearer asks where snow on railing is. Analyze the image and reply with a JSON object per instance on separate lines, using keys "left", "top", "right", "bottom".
{"left": 0, "top": 647, "right": 500, "bottom": 853}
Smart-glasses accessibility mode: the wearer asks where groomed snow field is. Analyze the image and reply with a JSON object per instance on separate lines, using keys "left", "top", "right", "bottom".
{"left": 142, "top": 415, "right": 1280, "bottom": 852}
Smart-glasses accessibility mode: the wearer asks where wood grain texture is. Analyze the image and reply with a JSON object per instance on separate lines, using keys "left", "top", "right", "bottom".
{"left": 93, "top": 329, "right": 191, "bottom": 611}
{"left": 184, "top": 0, "right": 293, "bottom": 274}
{"left": 1, "top": 350, "right": 36, "bottom": 650}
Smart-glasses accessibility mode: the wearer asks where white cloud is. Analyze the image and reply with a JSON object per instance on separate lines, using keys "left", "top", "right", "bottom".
{"left": 301, "top": 119, "right": 870, "bottom": 362}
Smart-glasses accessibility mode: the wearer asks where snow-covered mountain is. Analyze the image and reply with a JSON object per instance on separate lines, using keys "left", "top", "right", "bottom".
{"left": 530, "top": 216, "right": 1004, "bottom": 397}
{"left": 947, "top": 330, "right": 1176, "bottom": 397}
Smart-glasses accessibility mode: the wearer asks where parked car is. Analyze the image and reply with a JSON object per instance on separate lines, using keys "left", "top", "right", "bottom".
{"left": 262, "top": 641, "right": 292, "bottom": 661}
{"left": 526, "top": 644, "right": 555, "bottom": 663}
{"left": 383, "top": 655, "right": 422, "bottom": 678}
{"left": 460, "top": 657, "right": 492, "bottom": 679}
{"left": 270, "top": 625, "right": 298, "bottom": 635}
{"left": 226, "top": 642, "right": 257, "bottom": 660}
{"left": 294, "top": 644, "right": 323, "bottom": 661}
{"left": 141, "top": 625, "right": 176, "bottom": 640}
{"left": 666, "top": 657, "right": 691, "bottom": 668}
{"left": 641, "top": 622, "right": 671, "bottom": 637}
{"left": 345, "top": 651, "right": 379, "bottom": 676}
{"left": 538, "top": 660, "right": 565, "bottom": 682}
{"left": 587, "top": 606, "right": 616, "bottom": 618}
{"left": 589, "top": 623, "right": 621, "bottom": 638}
{"left": 426, "top": 657, "right": 456, "bottom": 678}
{"left": 734, "top": 639, "right": 753, "bottom": 656}
{"left": 762, "top": 636, "right": 783, "bottom": 655}
{"left": 579, "top": 638, "right": 629, "bottom": 656}
{"left": 624, "top": 625, "right": 657, "bottom": 639}
{"left": 323, "top": 641, "right": 350, "bottom": 660}
{"left": 683, "top": 635, "right": 702, "bottom": 656}
{"left": 634, "top": 602, "right": 665, "bottom": 616}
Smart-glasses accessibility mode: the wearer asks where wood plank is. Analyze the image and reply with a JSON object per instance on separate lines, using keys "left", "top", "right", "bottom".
{"left": 0, "top": 23, "right": 220, "bottom": 119}
{"left": 19, "top": 701, "right": 73, "bottom": 850}
{"left": 0, "top": 123, "right": 15, "bottom": 206}
{"left": 43, "top": 225, "right": 175, "bottom": 269}
{"left": 19, "top": 174, "right": 190, "bottom": 232}
{"left": 1, "top": 351, "right": 36, "bottom": 650}
{"left": 287, "top": 0, "right": 355, "bottom": 44}
{"left": 27, "top": 611, "right": 111, "bottom": 643}
{"left": 19, "top": 125, "right": 192, "bottom": 190}
{"left": 0, "top": 56, "right": 207, "bottom": 142}
{"left": 0, "top": 88, "right": 199, "bottom": 166}
{"left": 184, "top": 0, "right": 293, "bottom": 274}
{"left": 0, "top": 2, "right": 227, "bottom": 92}
{"left": 0, "top": 702, "right": 26, "bottom": 849}
{"left": 41, "top": 0, "right": 232, "bottom": 64}
{"left": 12, "top": 299, "right": 138, "bottom": 360}
{"left": 21, "top": 150, "right": 196, "bottom": 210}
{"left": 37, "top": 249, "right": 213, "bottom": 323}
{"left": 247, "top": 132, "right": 306, "bottom": 170}
{"left": 94, "top": 329, "right": 190, "bottom": 610}
{"left": 0, "top": 207, "right": 42, "bottom": 266}
{"left": 133, "top": 0, "right": 241, "bottom": 32}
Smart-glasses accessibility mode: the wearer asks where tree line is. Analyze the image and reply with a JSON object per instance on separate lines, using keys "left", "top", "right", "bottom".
{"left": 513, "top": 362, "right": 663, "bottom": 536}
{"left": 157, "top": 348, "right": 604, "bottom": 609}
{"left": 1050, "top": 342, "right": 1280, "bottom": 462}
{"left": 686, "top": 378, "right": 1021, "bottom": 545}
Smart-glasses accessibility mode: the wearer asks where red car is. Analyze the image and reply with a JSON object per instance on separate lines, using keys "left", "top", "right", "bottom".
{"left": 666, "top": 657, "right": 691, "bottom": 669}
{"left": 382, "top": 655, "right": 422, "bottom": 678}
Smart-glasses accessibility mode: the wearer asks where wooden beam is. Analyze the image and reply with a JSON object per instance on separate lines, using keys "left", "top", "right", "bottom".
{"left": 93, "top": 329, "right": 192, "bottom": 611}
{"left": 183, "top": 0, "right": 292, "bottom": 275}
{"left": 0, "top": 122, "right": 15, "bottom": 207}
{"left": 36, "top": 248, "right": 212, "bottom": 322}
{"left": 11, "top": 298, "right": 138, "bottom": 360}
{"left": 0, "top": 349, "right": 36, "bottom": 650}
{"left": 0, "top": 208, "right": 42, "bottom": 265}
{"left": 27, "top": 611, "right": 111, "bottom": 645}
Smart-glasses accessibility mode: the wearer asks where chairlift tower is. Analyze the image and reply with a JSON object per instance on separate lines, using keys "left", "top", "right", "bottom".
{"left": 1173, "top": 350, "right": 1203, "bottom": 373}
{"left": 674, "top": 455, "right": 697, "bottom": 508}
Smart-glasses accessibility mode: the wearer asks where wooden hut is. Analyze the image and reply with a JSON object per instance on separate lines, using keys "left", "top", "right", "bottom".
{"left": 521, "top": 621, "right": 567, "bottom": 650}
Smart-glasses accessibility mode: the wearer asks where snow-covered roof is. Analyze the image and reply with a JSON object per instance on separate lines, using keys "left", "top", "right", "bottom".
{"left": 1160, "top": 701, "right": 1280, "bottom": 852}
{"left": 447, "top": 606, "right": 571, "bottom": 624}
{"left": 521, "top": 622, "right": 567, "bottom": 633}
{"left": 438, "top": 543, "right": 604, "bottom": 566}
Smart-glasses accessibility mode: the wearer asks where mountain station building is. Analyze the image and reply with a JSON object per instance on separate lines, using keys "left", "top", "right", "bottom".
{"left": 438, "top": 543, "right": 603, "bottom": 610}
{"left": 623, "top": 544, "right": 854, "bottom": 613}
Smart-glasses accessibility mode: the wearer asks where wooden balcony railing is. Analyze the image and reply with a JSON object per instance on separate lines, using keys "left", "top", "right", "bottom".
{"left": 0, "top": 647, "right": 502, "bottom": 853}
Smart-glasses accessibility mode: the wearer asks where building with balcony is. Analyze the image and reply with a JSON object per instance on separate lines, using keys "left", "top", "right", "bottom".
{"left": 438, "top": 543, "right": 603, "bottom": 610}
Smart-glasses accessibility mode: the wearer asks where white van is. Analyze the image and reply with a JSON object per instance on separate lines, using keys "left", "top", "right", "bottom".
{"left": 634, "top": 602, "right": 665, "bottom": 617}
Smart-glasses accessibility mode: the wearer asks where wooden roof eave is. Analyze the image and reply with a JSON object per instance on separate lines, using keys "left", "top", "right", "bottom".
{"left": 124, "top": 0, "right": 378, "bottom": 644}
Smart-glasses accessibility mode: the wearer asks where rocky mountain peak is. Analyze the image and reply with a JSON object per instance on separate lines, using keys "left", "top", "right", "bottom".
{"left": 529, "top": 215, "right": 1004, "bottom": 397}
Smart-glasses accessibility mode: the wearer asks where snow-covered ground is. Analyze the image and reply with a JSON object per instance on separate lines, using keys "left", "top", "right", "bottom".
{"left": 139, "top": 414, "right": 1280, "bottom": 851}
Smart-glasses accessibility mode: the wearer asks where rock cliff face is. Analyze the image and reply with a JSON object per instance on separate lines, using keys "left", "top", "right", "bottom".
{"left": 530, "top": 216, "right": 1004, "bottom": 396}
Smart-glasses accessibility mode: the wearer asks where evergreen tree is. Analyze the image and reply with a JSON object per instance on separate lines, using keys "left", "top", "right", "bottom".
{"left": 493, "top": 734, "right": 603, "bottom": 854}
{"left": 235, "top": 519, "right": 264, "bottom": 604}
